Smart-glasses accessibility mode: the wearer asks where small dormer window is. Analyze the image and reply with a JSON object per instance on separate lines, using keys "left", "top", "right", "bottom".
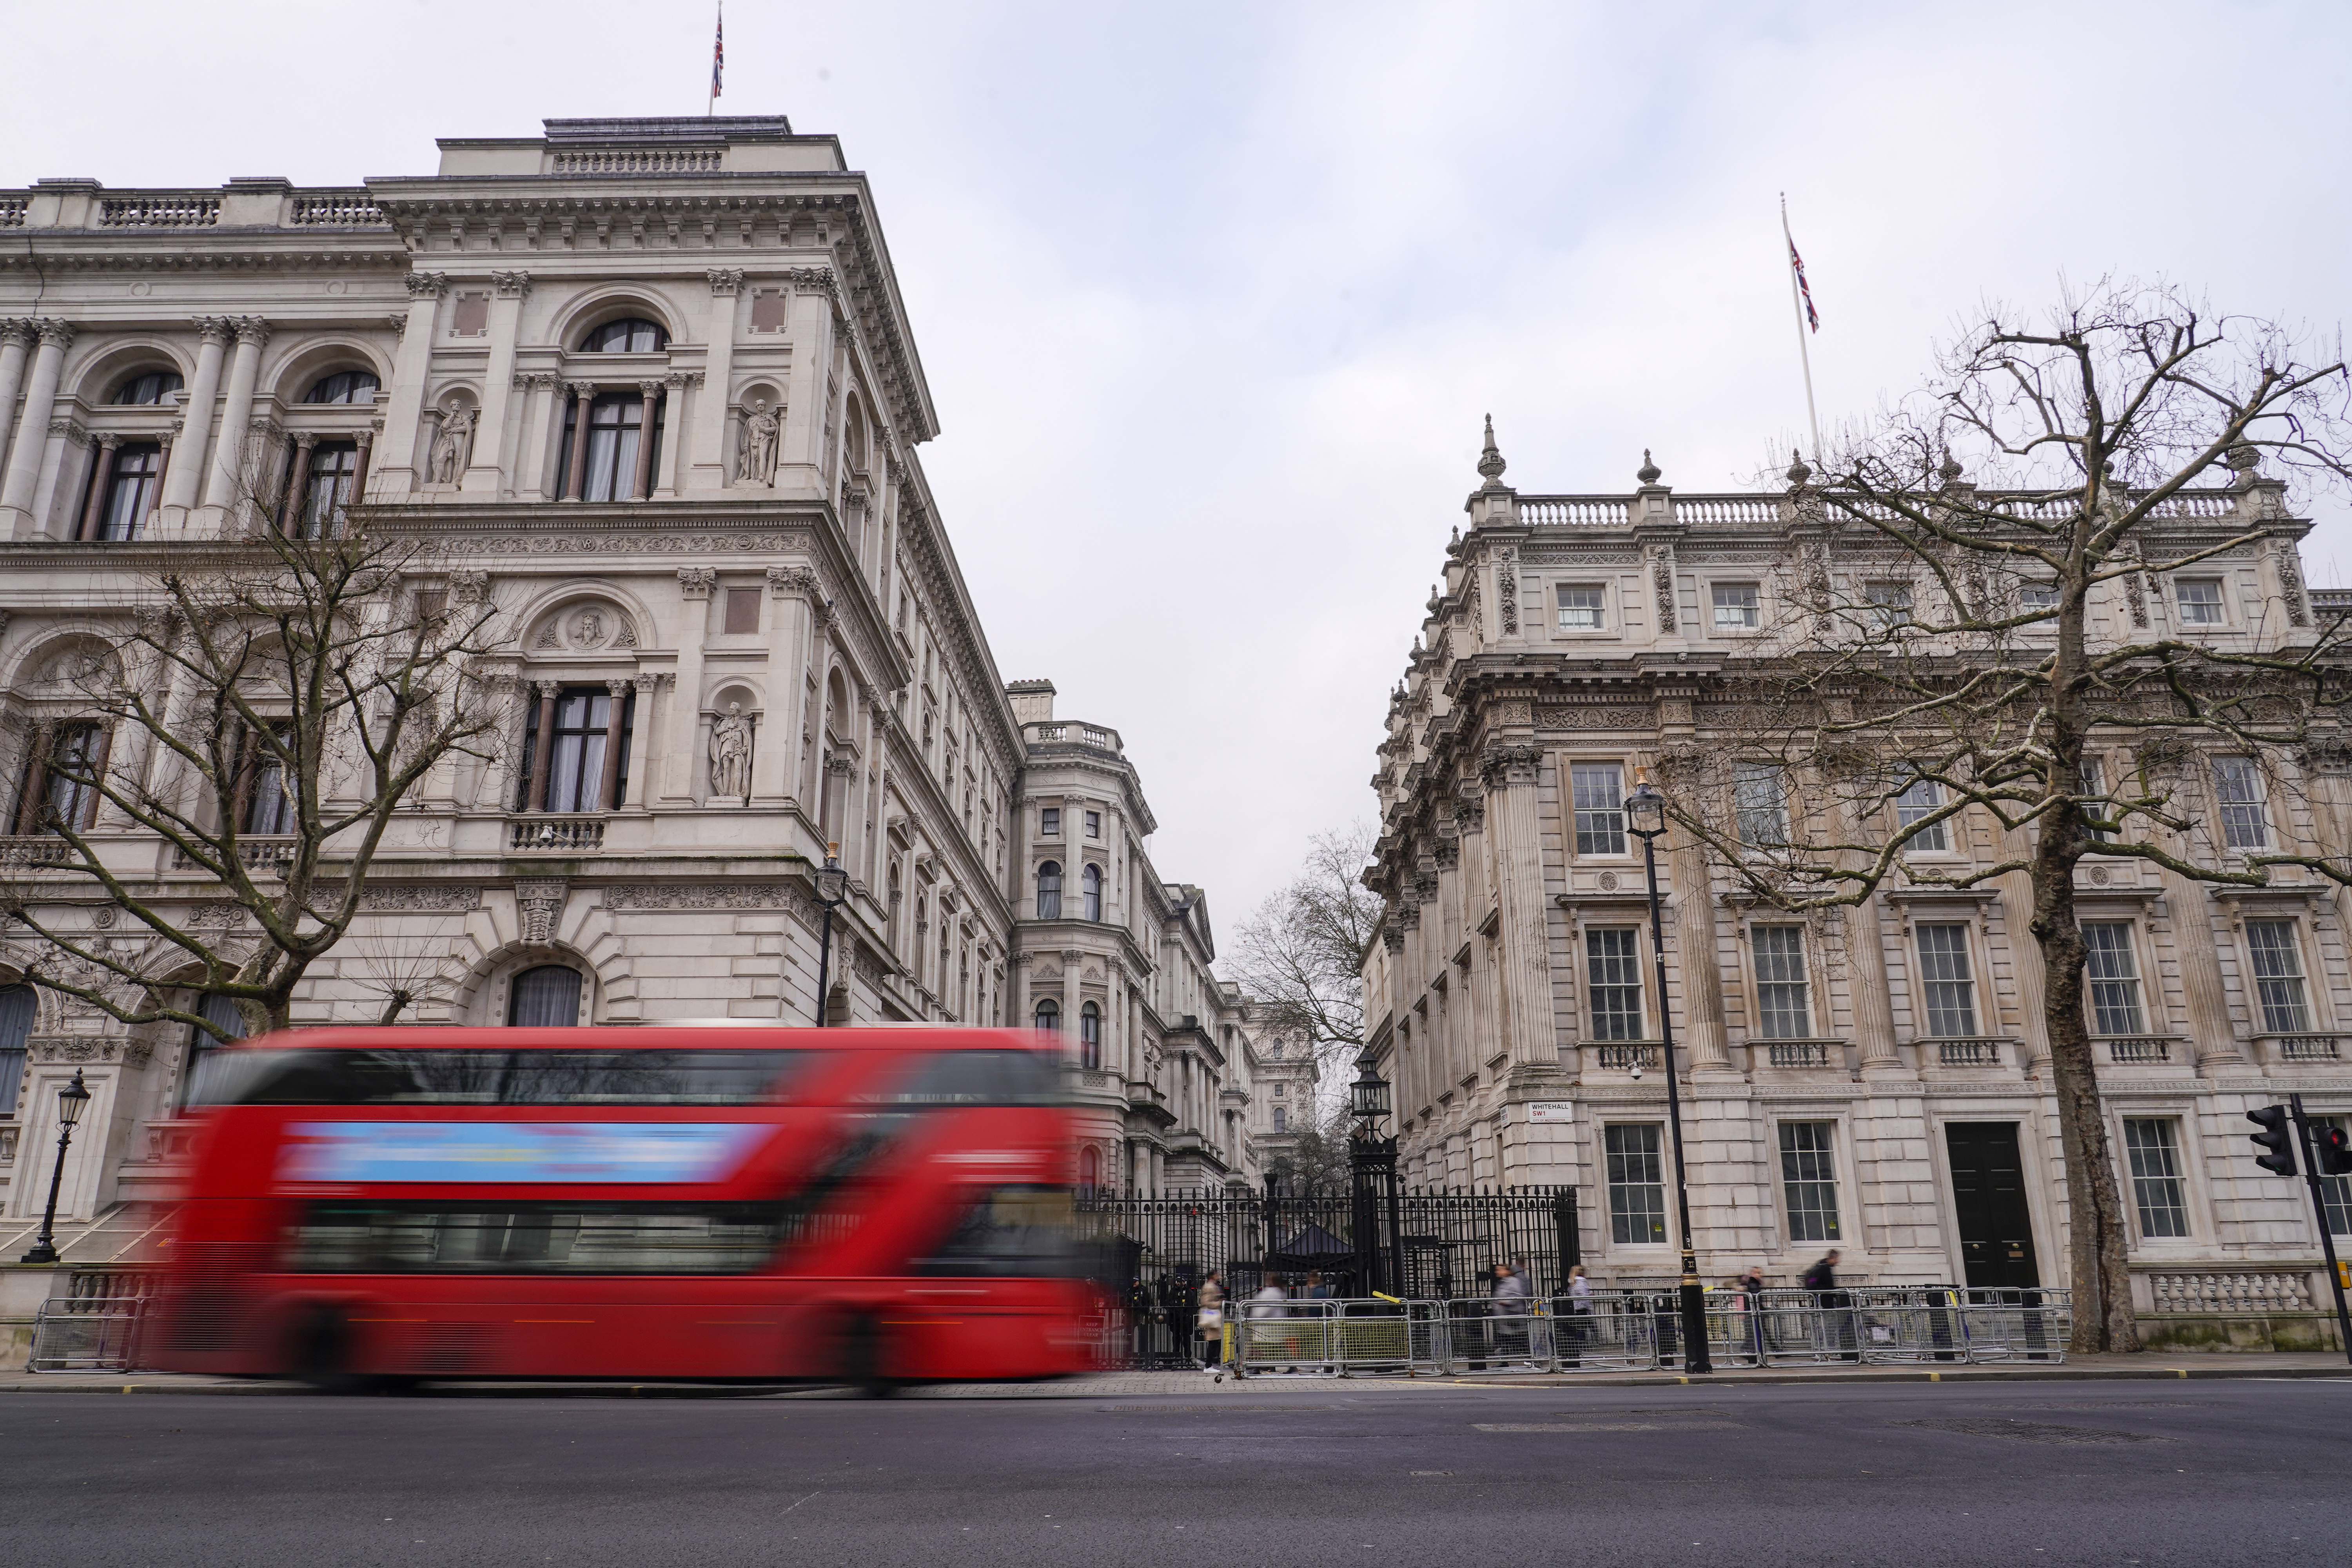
{"left": 580, "top": 317, "right": 669, "bottom": 353}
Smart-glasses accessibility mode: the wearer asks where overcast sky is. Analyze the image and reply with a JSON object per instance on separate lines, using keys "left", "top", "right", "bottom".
{"left": 9, "top": 1, "right": 2348, "bottom": 946}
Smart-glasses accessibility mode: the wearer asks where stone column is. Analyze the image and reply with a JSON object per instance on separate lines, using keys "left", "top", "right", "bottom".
{"left": 656, "top": 374, "right": 690, "bottom": 497}
{"left": 463, "top": 272, "right": 528, "bottom": 495}
{"left": 559, "top": 381, "right": 595, "bottom": 502}
{"left": 776, "top": 271, "right": 837, "bottom": 500}
{"left": 693, "top": 270, "right": 743, "bottom": 491}
{"left": 1848, "top": 895, "right": 1904, "bottom": 1071}
{"left": 0, "top": 321, "right": 36, "bottom": 477}
{"left": 2166, "top": 867, "right": 2245, "bottom": 1069}
{"left": 348, "top": 425, "right": 375, "bottom": 512}
{"left": 372, "top": 274, "right": 445, "bottom": 496}
{"left": 158, "top": 320, "right": 230, "bottom": 516}
{"left": 1668, "top": 836, "right": 1731, "bottom": 1070}
{"left": 618, "top": 675, "right": 658, "bottom": 809}
{"left": 29, "top": 419, "right": 87, "bottom": 536}
{"left": 759, "top": 565, "right": 818, "bottom": 806}
{"left": 279, "top": 432, "right": 318, "bottom": 537}
{"left": 0, "top": 320, "right": 73, "bottom": 521}
{"left": 630, "top": 380, "right": 662, "bottom": 500}
{"left": 514, "top": 375, "right": 556, "bottom": 501}
{"left": 530, "top": 681, "right": 561, "bottom": 812}
{"left": 1483, "top": 744, "right": 1556, "bottom": 1068}
{"left": 663, "top": 568, "right": 715, "bottom": 802}
{"left": 596, "top": 679, "right": 630, "bottom": 810}
{"left": 77, "top": 434, "right": 121, "bottom": 541}
{"left": 199, "top": 318, "right": 269, "bottom": 512}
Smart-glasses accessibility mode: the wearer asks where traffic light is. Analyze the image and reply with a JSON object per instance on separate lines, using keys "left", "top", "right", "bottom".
{"left": 2247, "top": 1105, "right": 2298, "bottom": 1177}
{"left": 2316, "top": 1123, "right": 2352, "bottom": 1178}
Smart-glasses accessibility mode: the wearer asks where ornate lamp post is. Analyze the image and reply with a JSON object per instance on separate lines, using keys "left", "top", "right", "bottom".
{"left": 1347, "top": 1049, "right": 1402, "bottom": 1299}
{"left": 1624, "top": 771, "right": 1713, "bottom": 1374}
{"left": 808, "top": 845, "right": 852, "bottom": 1027}
{"left": 21, "top": 1071, "right": 94, "bottom": 1265}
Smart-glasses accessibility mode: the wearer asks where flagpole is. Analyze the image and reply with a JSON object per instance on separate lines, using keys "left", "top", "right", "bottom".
{"left": 1781, "top": 192, "right": 1823, "bottom": 463}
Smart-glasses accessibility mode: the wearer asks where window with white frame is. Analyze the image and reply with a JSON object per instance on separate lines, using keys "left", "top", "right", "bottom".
{"left": 1272, "top": 1106, "right": 1288, "bottom": 1132}
{"left": 2174, "top": 578, "right": 2227, "bottom": 626}
{"left": 1751, "top": 927, "right": 1813, "bottom": 1038}
{"left": 1586, "top": 927, "right": 1646, "bottom": 1040}
{"left": 2082, "top": 922, "right": 2146, "bottom": 1035}
{"left": 1779, "top": 1121, "right": 1841, "bottom": 1241}
{"left": 2244, "top": 919, "right": 2311, "bottom": 1033}
{"left": 1555, "top": 584, "right": 1606, "bottom": 631}
{"left": 2078, "top": 757, "right": 2116, "bottom": 843}
{"left": 2212, "top": 757, "right": 2268, "bottom": 849}
{"left": 1712, "top": 582, "right": 1760, "bottom": 630}
{"left": 1866, "top": 581, "right": 1915, "bottom": 627}
{"left": 1895, "top": 776, "right": 1949, "bottom": 852}
{"left": 1735, "top": 764, "right": 1789, "bottom": 847}
{"left": 1040, "top": 806, "right": 1062, "bottom": 837}
{"left": 1605, "top": 1123, "right": 1668, "bottom": 1244}
{"left": 2019, "top": 581, "right": 2061, "bottom": 613}
{"left": 2123, "top": 1118, "right": 2190, "bottom": 1238}
{"left": 1571, "top": 763, "right": 1625, "bottom": 855}
{"left": 1915, "top": 923, "right": 1979, "bottom": 1035}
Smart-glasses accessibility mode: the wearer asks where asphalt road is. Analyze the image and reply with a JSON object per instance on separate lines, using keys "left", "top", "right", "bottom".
{"left": 3, "top": 1379, "right": 2347, "bottom": 1567}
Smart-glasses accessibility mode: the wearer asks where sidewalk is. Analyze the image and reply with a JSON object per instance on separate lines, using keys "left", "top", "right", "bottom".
{"left": 1, "top": 1352, "right": 2345, "bottom": 1399}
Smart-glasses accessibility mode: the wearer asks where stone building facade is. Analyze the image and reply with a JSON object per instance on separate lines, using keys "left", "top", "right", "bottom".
{"left": 0, "top": 116, "right": 1256, "bottom": 1239}
{"left": 1363, "top": 428, "right": 2352, "bottom": 1341}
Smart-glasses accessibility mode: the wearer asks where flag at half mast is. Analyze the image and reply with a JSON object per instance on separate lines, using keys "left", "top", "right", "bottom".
{"left": 709, "top": 2, "right": 724, "bottom": 110}
{"left": 1788, "top": 232, "right": 1819, "bottom": 332}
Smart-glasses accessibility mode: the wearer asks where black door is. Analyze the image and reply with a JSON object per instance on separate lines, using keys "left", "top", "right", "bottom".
{"left": 1944, "top": 1122, "right": 2040, "bottom": 1289}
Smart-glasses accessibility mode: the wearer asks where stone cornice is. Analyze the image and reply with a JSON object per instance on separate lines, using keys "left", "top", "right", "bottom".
{"left": 0, "top": 247, "right": 405, "bottom": 274}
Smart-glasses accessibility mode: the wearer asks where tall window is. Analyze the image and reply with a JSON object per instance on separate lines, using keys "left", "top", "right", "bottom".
{"left": 1085, "top": 810, "right": 1102, "bottom": 838}
{"left": 2082, "top": 922, "right": 2145, "bottom": 1034}
{"left": 0, "top": 984, "right": 31, "bottom": 1117}
{"left": 1735, "top": 764, "right": 1788, "bottom": 847}
{"left": 1712, "top": 582, "right": 1760, "bottom": 630}
{"left": 2123, "top": 1119, "right": 2190, "bottom": 1238}
{"left": 1866, "top": 581, "right": 1915, "bottom": 626}
{"left": 1079, "top": 1002, "right": 1102, "bottom": 1070}
{"left": 2174, "top": 579, "right": 2227, "bottom": 625}
{"left": 507, "top": 965, "right": 583, "bottom": 1027}
{"left": 179, "top": 992, "right": 250, "bottom": 1110}
{"left": 1036, "top": 861, "right": 1062, "bottom": 920}
{"left": 558, "top": 392, "right": 664, "bottom": 503}
{"left": 580, "top": 317, "right": 669, "bottom": 353}
{"left": 1555, "top": 584, "right": 1604, "bottom": 630}
{"left": 1272, "top": 1106, "right": 1287, "bottom": 1132}
{"left": 1751, "top": 927, "right": 1812, "bottom": 1038}
{"left": 2078, "top": 758, "right": 2116, "bottom": 843}
{"left": 111, "top": 369, "right": 183, "bottom": 405}
{"left": 1895, "top": 776, "right": 1949, "bottom": 852}
{"left": 2212, "top": 757, "right": 2268, "bottom": 849}
{"left": 1040, "top": 807, "right": 1061, "bottom": 836}
{"left": 1082, "top": 864, "right": 1103, "bottom": 922}
{"left": 1571, "top": 763, "right": 1624, "bottom": 855}
{"left": 1586, "top": 927, "right": 1645, "bottom": 1040}
{"left": 2317, "top": 1116, "right": 2352, "bottom": 1236}
{"left": 93, "top": 443, "right": 162, "bottom": 540}
{"left": 303, "top": 370, "right": 380, "bottom": 404}
{"left": 520, "top": 688, "right": 633, "bottom": 812}
{"left": 1915, "top": 924, "right": 1978, "bottom": 1036}
{"left": 240, "top": 724, "right": 294, "bottom": 835}
{"left": 2244, "top": 920, "right": 2310, "bottom": 1033}
{"left": 18, "top": 723, "right": 107, "bottom": 835}
{"left": 294, "top": 442, "right": 358, "bottom": 538}
{"left": 1033, "top": 998, "right": 1060, "bottom": 1034}
{"left": 1605, "top": 1124, "right": 1667, "bottom": 1244}
{"left": 1779, "top": 1122, "right": 1841, "bottom": 1242}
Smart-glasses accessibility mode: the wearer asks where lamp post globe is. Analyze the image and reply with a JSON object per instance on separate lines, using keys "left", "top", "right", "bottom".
{"left": 808, "top": 845, "right": 852, "bottom": 1027}
{"left": 21, "top": 1071, "right": 93, "bottom": 1265}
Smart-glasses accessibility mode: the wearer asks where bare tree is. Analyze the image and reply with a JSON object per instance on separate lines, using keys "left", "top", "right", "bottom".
{"left": 1265, "top": 1100, "right": 1358, "bottom": 1197}
{"left": 0, "top": 505, "right": 508, "bottom": 1042}
{"left": 1228, "top": 824, "right": 1383, "bottom": 1069}
{"left": 1662, "top": 282, "right": 2352, "bottom": 1352}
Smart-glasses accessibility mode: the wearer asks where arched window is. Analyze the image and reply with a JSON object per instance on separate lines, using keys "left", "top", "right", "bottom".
{"left": 1036, "top": 860, "right": 1062, "bottom": 920}
{"left": 1033, "top": 998, "right": 1060, "bottom": 1034}
{"left": 556, "top": 391, "right": 665, "bottom": 503}
{"left": 239, "top": 723, "right": 294, "bottom": 835}
{"left": 88, "top": 443, "right": 162, "bottom": 541}
{"left": 579, "top": 317, "right": 669, "bottom": 353}
{"left": 1082, "top": 864, "right": 1103, "bottom": 923}
{"left": 111, "top": 370, "right": 183, "bottom": 406}
{"left": 291, "top": 441, "right": 358, "bottom": 539}
{"left": 303, "top": 370, "right": 380, "bottom": 405}
{"left": 508, "top": 965, "right": 584, "bottom": 1027}
{"left": 0, "top": 984, "right": 32, "bottom": 1116}
{"left": 518, "top": 686, "right": 637, "bottom": 813}
{"left": 1079, "top": 1001, "right": 1102, "bottom": 1071}
{"left": 179, "top": 992, "right": 249, "bottom": 1111}
{"left": 1077, "top": 1145, "right": 1102, "bottom": 1191}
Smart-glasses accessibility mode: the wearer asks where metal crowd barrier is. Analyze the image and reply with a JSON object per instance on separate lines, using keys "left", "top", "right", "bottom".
{"left": 1230, "top": 1299, "right": 1448, "bottom": 1377}
{"left": 27, "top": 1303, "right": 147, "bottom": 1373}
{"left": 1550, "top": 1293, "right": 1660, "bottom": 1371}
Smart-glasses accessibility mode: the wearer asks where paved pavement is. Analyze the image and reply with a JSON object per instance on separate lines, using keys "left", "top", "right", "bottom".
{"left": 2, "top": 1374, "right": 2348, "bottom": 1566}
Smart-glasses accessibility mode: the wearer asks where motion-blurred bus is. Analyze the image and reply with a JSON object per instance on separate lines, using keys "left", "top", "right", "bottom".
{"left": 150, "top": 1027, "right": 1092, "bottom": 1392}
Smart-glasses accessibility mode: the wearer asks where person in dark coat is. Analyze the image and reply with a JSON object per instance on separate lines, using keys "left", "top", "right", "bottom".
{"left": 1801, "top": 1250, "right": 1840, "bottom": 1293}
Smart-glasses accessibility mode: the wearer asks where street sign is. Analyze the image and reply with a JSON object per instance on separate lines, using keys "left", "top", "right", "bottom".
{"left": 1527, "top": 1102, "right": 1574, "bottom": 1125}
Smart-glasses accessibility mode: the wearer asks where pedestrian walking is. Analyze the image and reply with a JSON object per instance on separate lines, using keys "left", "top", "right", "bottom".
{"left": 1489, "top": 1262, "right": 1530, "bottom": 1363}
{"left": 1195, "top": 1270, "right": 1226, "bottom": 1374}
{"left": 1304, "top": 1270, "right": 1332, "bottom": 1301}
{"left": 1250, "top": 1273, "right": 1292, "bottom": 1370}
{"left": 1800, "top": 1249, "right": 1840, "bottom": 1296}
{"left": 1562, "top": 1263, "right": 1592, "bottom": 1367}
{"left": 1802, "top": 1249, "right": 1855, "bottom": 1361}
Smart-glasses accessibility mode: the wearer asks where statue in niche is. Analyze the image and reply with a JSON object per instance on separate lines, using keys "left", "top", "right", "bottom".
{"left": 430, "top": 402, "right": 476, "bottom": 484}
{"left": 708, "top": 702, "right": 753, "bottom": 800}
{"left": 736, "top": 395, "right": 780, "bottom": 485}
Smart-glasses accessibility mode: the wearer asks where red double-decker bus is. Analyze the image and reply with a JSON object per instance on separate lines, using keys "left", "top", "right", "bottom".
{"left": 150, "top": 1026, "right": 1093, "bottom": 1392}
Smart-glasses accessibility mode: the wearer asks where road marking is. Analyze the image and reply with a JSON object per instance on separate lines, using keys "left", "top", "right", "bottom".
{"left": 1475, "top": 1422, "right": 1744, "bottom": 1432}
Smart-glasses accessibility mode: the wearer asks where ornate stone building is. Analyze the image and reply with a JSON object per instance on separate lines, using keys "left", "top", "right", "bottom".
{"left": 1363, "top": 427, "right": 2352, "bottom": 1341}
{"left": 1005, "top": 680, "right": 1262, "bottom": 1193}
{"left": 0, "top": 116, "right": 1256, "bottom": 1247}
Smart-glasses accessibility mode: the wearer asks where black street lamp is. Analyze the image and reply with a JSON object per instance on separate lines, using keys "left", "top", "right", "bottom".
{"left": 808, "top": 845, "right": 853, "bottom": 1027}
{"left": 1624, "top": 769, "right": 1713, "bottom": 1374}
{"left": 21, "top": 1070, "right": 93, "bottom": 1265}
{"left": 1347, "top": 1049, "right": 1403, "bottom": 1299}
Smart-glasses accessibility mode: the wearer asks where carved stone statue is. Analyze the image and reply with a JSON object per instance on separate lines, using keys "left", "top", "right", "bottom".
{"left": 430, "top": 403, "right": 476, "bottom": 484}
{"left": 708, "top": 702, "right": 753, "bottom": 799}
{"left": 736, "top": 396, "right": 780, "bottom": 485}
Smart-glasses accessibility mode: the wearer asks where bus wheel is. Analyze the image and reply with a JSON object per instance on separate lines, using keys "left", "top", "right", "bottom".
{"left": 840, "top": 1315, "right": 899, "bottom": 1398}
{"left": 290, "top": 1303, "right": 388, "bottom": 1395}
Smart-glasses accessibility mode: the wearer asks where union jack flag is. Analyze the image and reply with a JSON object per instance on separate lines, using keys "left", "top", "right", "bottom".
{"left": 1788, "top": 235, "right": 1819, "bottom": 332}
{"left": 711, "top": 4, "right": 724, "bottom": 100}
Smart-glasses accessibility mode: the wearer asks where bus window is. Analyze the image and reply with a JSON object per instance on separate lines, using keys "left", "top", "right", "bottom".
{"left": 913, "top": 1185, "right": 1081, "bottom": 1278}
{"left": 291, "top": 1200, "right": 788, "bottom": 1274}
{"left": 872, "top": 1049, "right": 1064, "bottom": 1107}
{"left": 191, "top": 1049, "right": 818, "bottom": 1107}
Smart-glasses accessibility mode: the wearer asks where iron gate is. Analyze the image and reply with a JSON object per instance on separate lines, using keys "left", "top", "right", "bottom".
{"left": 1075, "top": 1187, "right": 1578, "bottom": 1369}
